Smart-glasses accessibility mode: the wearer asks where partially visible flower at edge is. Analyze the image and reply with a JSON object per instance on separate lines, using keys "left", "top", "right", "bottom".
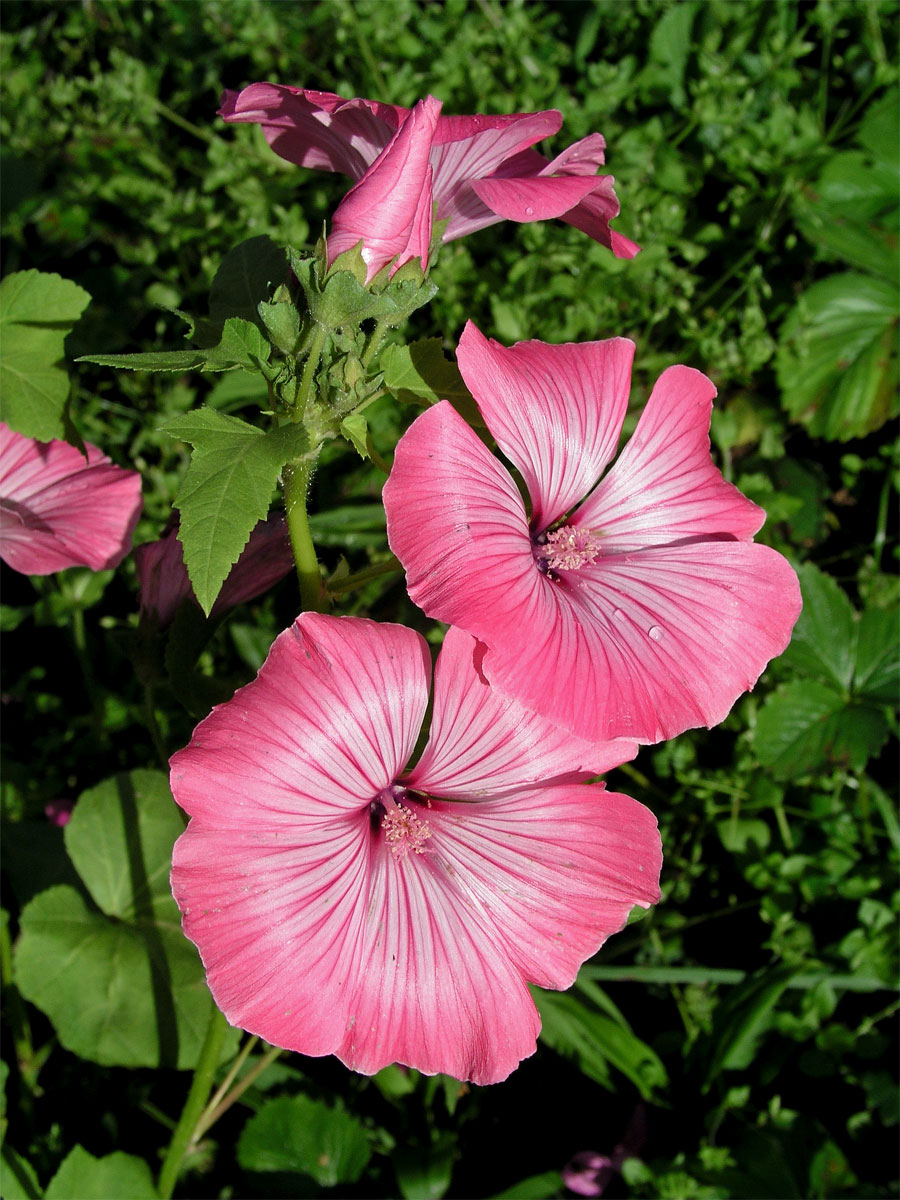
{"left": 170, "top": 614, "right": 661, "bottom": 1085}
{"left": 136, "top": 513, "right": 294, "bottom": 628}
{"left": 0, "top": 422, "right": 142, "bottom": 576}
{"left": 327, "top": 95, "right": 440, "bottom": 282}
{"left": 219, "top": 83, "right": 639, "bottom": 258}
{"left": 563, "top": 1106, "right": 648, "bottom": 1196}
{"left": 45, "top": 798, "right": 74, "bottom": 827}
{"left": 383, "top": 321, "right": 802, "bottom": 745}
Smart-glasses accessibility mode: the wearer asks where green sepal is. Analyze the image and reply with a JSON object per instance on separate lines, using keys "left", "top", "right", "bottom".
{"left": 258, "top": 295, "right": 302, "bottom": 355}
{"left": 340, "top": 412, "right": 369, "bottom": 459}
{"left": 381, "top": 338, "right": 482, "bottom": 426}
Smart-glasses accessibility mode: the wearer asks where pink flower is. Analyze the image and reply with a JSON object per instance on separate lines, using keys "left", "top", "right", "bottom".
{"left": 170, "top": 615, "right": 660, "bottom": 1085}
{"left": 219, "top": 84, "right": 639, "bottom": 258}
{"left": 0, "top": 422, "right": 142, "bottom": 576}
{"left": 45, "top": 798, "right": 74, "bottom": 827}
{"left": 328, "top": 96, "right": 440, "bottom": 282}
{"left": 135, "top": 514, "right": 294, "bottom": 627}
{"left": 383, "top": 322, "right": 802, "bottom": 745}
{"left": 563, "top": 1107, "right": 647, "bottom": 1196}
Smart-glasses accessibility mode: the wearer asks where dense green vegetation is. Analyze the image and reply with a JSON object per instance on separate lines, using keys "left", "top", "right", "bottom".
{"left": 1, "top": 2, "right": 897, "bottom": 1197}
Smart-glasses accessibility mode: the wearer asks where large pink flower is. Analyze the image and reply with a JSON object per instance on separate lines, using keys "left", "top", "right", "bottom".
{"left": 170, "top": 615, "right": 660, "bottom": 1085}
{"left": 327, "top": 95, "right": 440, "bottom": 282}
{"left": 135, "top": 514, "right": 294, "bottom": 627}
{"left": 219, "top": 84, "right": 639, "bottom": 257}
{"left": 0, "top": 422, "right": 142, "bottom": 575}
{"left": 383, "top": 323, "right": 802, "bottom": 745}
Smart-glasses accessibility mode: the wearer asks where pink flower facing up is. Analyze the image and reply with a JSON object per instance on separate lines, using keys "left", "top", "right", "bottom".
{"left": 383, "top": 322, "right": 802, "bottom": 745}
{"left": 0, "top": 422, "right": 142, "bottom": 576}
{"left": 219, "top": 84, "right": 639, "bottom": 258}
{"left": 170, "top": 615, "right": 661, "bottom": 1085}
{"left": 327, "top": 95, "right": 440, "bottom": 282}
{"left": 136, "top": 514, "right": 294, "bottom": 627}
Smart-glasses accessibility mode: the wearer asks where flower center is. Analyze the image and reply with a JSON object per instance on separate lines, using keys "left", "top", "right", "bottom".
{"left": 371, "top": 785, "right": 432, "bottom": 859}
{"left": 535, "top": 524, "right": 603, "bottom": 573}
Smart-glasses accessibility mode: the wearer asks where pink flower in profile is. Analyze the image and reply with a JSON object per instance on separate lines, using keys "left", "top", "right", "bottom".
{"left": 327, "top": 96, "right": 440, "bottom": 282}
{"left": 563, "top": 1107, "right": 647, "bottom": 1196}
{"left": 170, "top": 615, "right": 661, "bottom": 1085}
{"left": 0, "top": 422, "right": 142, "bottom": 576}
{"left": 136, "top": 514, "right": 294, "bottom": 627}
{"left": 383, "top": 322, "right": 802, "bottom": 745}
{"left": 219, "top": 84, "right": 639, "bottom": 258}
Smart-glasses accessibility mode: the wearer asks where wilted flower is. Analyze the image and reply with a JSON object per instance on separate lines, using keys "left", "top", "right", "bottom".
{"left": 0, "top": 422, "right": 142, "bottom": 576}
{"left": 220, "top": 84, "right": 639, "bottom": 257}
{"left": 383, "top": 322, "right": 802, "bottom": 744}
{"left": 171, "top": 615, "right": 660, "bottom": 1085}
{"left": 135, "top": 514, "right": 294, "bottom": 627}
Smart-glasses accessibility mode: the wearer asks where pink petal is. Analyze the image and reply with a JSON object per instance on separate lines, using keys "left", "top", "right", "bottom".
{"left": 480, "top": 541, "right": 803, "bottom": 742}
{"left": 328, "top": 96, "right": 441, "bottom": 282}
{"left": 560, "top": 185, "right": 642, "bottom": 258}
{"left": 0, "top": 423, "right": 142, "bottom": 575}
{"left": 383, "top": 399, "right": 542, "bottom": 639}
{"left": 456, "top": 323, "right": 635, "bottom": 530}
{"left": 408, "top": 627, "right": 637, "bottom": 797}
{"left": 541, "top": 133, "right": 608, "bottom": 175}
{"left": 170, "top": 615, "right": 431, "bottom": 822}
{"left": 574, "top": 365, "right": 766, "bottom": 546}
{"left": 471, "top": 172, "right": 611, "bottom": 223}
{"left": 218, "top": 83, "right": 402, "bottom": 179}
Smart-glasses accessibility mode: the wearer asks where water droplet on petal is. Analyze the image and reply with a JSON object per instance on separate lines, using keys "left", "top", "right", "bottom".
{"left": 648, "top": 625, "right": 663, "bottom": 642}
{"left": 524, "top": 205, "right": 534, "bottom": 216}
{"left": 612, "top": 608, "right": 627, "bottom": 622}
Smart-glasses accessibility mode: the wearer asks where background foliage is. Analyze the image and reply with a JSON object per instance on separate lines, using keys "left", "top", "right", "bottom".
{"left": 1, "top": 1, "right": 897, "bottom": 1197}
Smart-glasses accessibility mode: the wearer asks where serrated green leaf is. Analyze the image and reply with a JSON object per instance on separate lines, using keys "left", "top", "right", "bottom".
{"left": 162, "top": 409, "right": 308, "bottom": 613}
{"left": 206, "top": 316, "right": 272, "bottom": 372}
{"left": 63, "top": 770, "right": 185, "bottom": 921}
{"left": 854, "top": 606, "right": 900, "bottom": 704}
{"left": 76, "top": 350, "right": 213, "bottom": 372}
{"left": 237, "top": 1095, "right": 371, "bottom": 1186}
{"left": 340, "top": 412, "right": 369, "bottom": 459}
{"left": 776, "top": 273, "right": 899, "bottom": 441}
{"left": 857, "top": 86, "right": 899, "bottom": 169}
{"left": 44, "top": 1146, "right": 158, "bottom": 1200}
{"left": 755, "top": 680, "right": 889, "bottom": 777}
{"left": 381, "top": 339, "right": 482, "bottom": 426}
{"left": 0, "top": 269, "right": 91, "bottom": 440}
{"left": 783, "top": 563, "right": 856, "bottom": 690}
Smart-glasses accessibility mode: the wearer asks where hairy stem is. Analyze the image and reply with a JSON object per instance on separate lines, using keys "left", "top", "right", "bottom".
{"left": 283, "top": 457, "right": 326, "bottom": 612}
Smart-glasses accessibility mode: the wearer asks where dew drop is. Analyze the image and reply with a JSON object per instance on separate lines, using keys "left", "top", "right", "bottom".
{"left": 612, "top": 608, "right": 627, "bottom": 622}
{"left": 648, "top": 625, "right": 664, "bottom": 642}
{"left": 524, "top": 205, "right": 534, "bottom": 215}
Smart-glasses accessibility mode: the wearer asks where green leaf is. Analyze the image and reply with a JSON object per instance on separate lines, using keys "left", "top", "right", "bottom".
{"left": 492, "top": 1171, "right": 564, "bottom": 1199}
{"left": 340, "top": 412, "right": 369, "bottom": 459}
{"left": 783, "top": 563, "right": 856, "bottom": 690}
{"left": 13, "top": 770, "right": 238, "bottom": 1069}
{"left": 206, "top": 317, "right": 272, "bottom": 372}
{"left": 162, "top": 409, "right": 309, "bottom": 614}
{"left": 258, "top": 298, "right": 301, "bottom": 355}
{"left": 75, "top": 350, "right": 213, "bottom": 373}
{"left": 854, "top": 606, "right": 900, "bottom": 704}
{"left": 381, "top": 339, "right": 482, "bottom": 426}
{"left": 0, "top": 1144, "right": 42, "bottom": 1200}
{"left": 755, "top": 680, "right": 890, "bottom": 778}
{"left": 776, "top": 273, "right": 899, "bottom": 441}
{"left": 698, "top": 966, "right": 797, "bottom": 1087}
{"left": 307, "top": 504, "right": 387, "bottom": 548}
{"left": 0, "top": 269, "right": 91, "bottom": 440}
{"left": 237, "top": 1095, "right": 371, "bottom": 1186}
{"left": 63, "top": 769, "right": 185, "bottom": 921}
{"left": 44, "top": 1147, "right": 157, "bottom": 1200}
{"left": 533, "top": 985, "right": 666, "bottom": 1098}
{"left": 394, "top": 1133, "right": 456, "bottom": 1200}
{"left": 207, "top": 236, "right": 288, "bottom": 337}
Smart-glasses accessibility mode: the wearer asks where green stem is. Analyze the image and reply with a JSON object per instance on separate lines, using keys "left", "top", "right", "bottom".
{"left": 192, "top": 1045, "right": 283, "bottom": 1145}
{"left": 69, "top": 605, "right": 107, "bottom": 748}
{"left": 283, "top": 457, "right": 326, "bottom": 612}
{"left": 361, "top": 317, "right": 391, "bottom": 369}
{"left": 0, "top": 913, "right": 34, "bottom": 1080}
{"left": 327, "top": 557, "right": 402, "bottom": 597}
{"left": 297, "top": 324, "right": 329, "bottom": 413}
{"left": 142, "top": 684, "right": 169, "bottom": 771}
{"left": 195, "top": 1035, "right": 258, "bottom": 1135}
{"left": 157, "top": 1006, "right": 229, "bottom": 1200}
